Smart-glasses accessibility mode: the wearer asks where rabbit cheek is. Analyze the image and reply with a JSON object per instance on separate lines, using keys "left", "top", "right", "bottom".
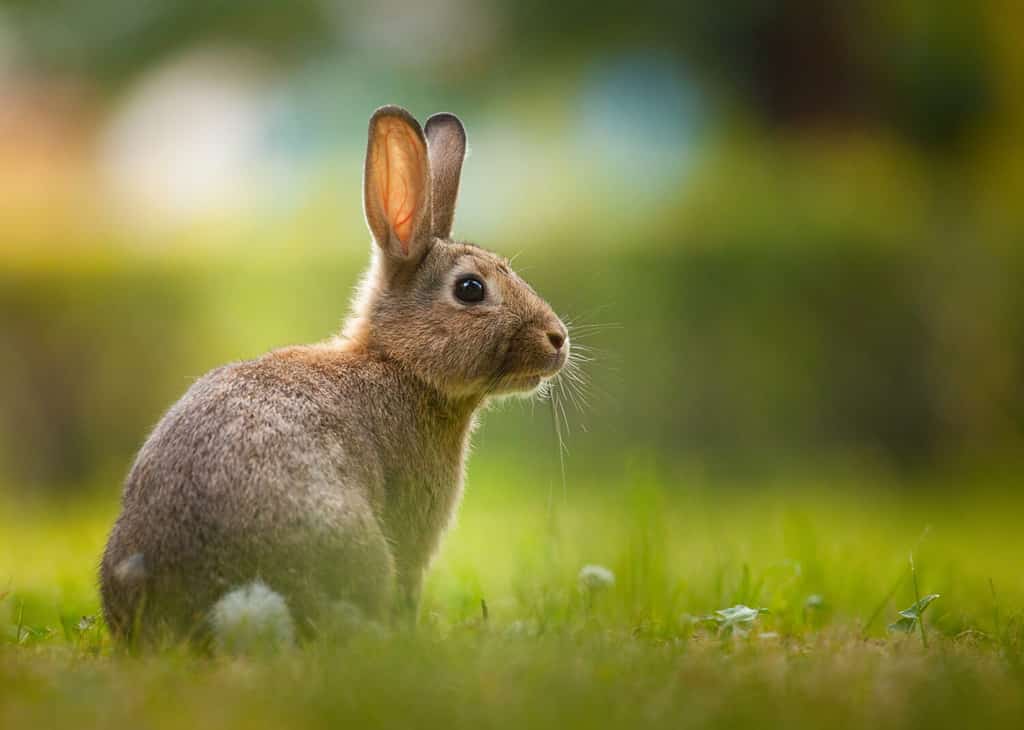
{"left": 434, "top": 315, "right": 494, "bottom": 389}
{"left": 473, "top": 317, "right": 509, "bottom": 382}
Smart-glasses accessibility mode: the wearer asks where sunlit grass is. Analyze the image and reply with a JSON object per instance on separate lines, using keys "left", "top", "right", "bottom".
{"left": 2, "top": 465, "right": 1024, "bottom": 728}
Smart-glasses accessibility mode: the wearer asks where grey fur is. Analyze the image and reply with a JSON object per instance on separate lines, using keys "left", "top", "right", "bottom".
{"left": 100, "top": 106, "right": 569, "bottom": 644}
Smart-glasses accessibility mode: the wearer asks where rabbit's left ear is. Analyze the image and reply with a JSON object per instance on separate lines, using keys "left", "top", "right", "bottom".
{"left": 424, "top": 113, "right": 467, "bottom": 239}
{"left": 364, "top": 106, "right": 432, "bottom": 262}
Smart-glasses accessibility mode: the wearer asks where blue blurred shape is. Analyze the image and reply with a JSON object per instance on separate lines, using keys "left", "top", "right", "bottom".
{"left": 578, "top": 51, "right": 706, "bottom": 203}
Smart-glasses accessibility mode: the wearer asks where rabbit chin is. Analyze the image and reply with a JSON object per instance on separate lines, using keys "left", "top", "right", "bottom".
{"left": 488, "top": 369, "right": 562, "bottom": 398}
{"left": 493, "top": 374, "right": 543, "bottom": 395}
{"left": 489, "top": 352, "right": 568, "bottom": 397}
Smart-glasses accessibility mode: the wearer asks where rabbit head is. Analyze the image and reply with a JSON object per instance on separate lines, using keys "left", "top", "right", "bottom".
{"left": 345, "top": 106, "right": 568, "bottom": 399}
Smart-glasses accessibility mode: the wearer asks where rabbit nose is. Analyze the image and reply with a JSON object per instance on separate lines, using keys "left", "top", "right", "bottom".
{"left": 547, "top": 330, "right": 566, "bottom": 352}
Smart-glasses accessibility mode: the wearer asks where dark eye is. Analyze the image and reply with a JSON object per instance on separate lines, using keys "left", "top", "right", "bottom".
{"left": 454, "top": 276, "right": 486, "bottom": 303}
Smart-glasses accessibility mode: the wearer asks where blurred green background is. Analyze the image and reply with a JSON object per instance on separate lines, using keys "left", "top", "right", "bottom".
{"left": 2, "top": 0, "right": 1024, "bottom": 493}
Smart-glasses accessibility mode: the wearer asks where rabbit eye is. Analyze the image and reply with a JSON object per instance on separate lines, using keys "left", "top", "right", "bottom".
{"left": 454, "top": 275, "right": 486, "bottom": 303}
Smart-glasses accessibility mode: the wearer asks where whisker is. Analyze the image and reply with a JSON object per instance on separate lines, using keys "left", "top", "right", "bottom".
{"left": 568, "top": 321, "right": 621, "bottom": 331}
{"left": 568, "top": 362, "right": 612, "bottom": 405}
{"left": 567, "top": 329, "right": 620, "bottom": 343}
{"left": 556, "top": 376, "right": 581, "bottom": 423}
{"left": 548, "top": 388, "right": 568, "bottom": 506}
{"left": 555, "top": 379, "right": 571, "bottom": 439}
{"left": 562, "top": 369, "right": 591, "bottom": 396}
{"left": 564, "top": 357, "right": 591, "bottom": 380}
{"left": 565, "top": 369, "right": 592, "bottom": 398}
{"left": 564, "top": 303, "right": 617, "bottom": 322}
{"left": 561, "top": 374, "right": 591, "bottom": 428}
{"left": 563, "top": 379, "right": 592, "bottom": 416}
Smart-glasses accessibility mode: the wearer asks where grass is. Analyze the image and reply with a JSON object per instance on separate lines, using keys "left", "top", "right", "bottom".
{"left": 2, "top": 463, "right": 1024, "bottom": 729}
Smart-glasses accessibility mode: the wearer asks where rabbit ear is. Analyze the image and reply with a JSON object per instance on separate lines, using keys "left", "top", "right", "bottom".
{"left": 363, "top": 106, "right": 432, "bottom": 262}
{"left": 424, "top": 113, "right": 467, "bottom": 239}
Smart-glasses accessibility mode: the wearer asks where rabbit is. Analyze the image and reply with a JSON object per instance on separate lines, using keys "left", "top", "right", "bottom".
{"left": 99, "top": 106, "right": 569, "bottom": 646}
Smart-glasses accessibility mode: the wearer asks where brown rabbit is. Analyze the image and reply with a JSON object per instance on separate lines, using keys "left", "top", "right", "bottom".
{"left": 99, "top": 106, "right": 569, "bottom": 646}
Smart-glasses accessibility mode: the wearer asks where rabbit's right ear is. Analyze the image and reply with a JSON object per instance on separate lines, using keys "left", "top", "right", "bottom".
{"left": 363, "top": 106, "right": 432, "bottom": 264}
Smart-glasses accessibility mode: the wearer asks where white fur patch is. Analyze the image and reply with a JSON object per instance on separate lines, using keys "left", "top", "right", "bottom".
{"left": 210, "top": 581, "right": 295, "bottom": 655}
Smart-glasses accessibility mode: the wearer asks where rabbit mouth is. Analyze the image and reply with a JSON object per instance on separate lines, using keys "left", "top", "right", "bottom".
{"left": 484, "top": 326, "right": 568, "bottom": 395}
{"left": 491, "top": 352, "right": 566, "bottom": 394}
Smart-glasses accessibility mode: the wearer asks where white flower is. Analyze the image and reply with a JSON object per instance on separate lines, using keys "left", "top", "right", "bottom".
{"left": 578, "top": 564, "right": 616, "bottom": 590}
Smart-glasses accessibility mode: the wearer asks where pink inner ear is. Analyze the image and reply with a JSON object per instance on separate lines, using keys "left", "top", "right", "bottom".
{"left": 373, "top": 119, "right": 424, "bottom": 255}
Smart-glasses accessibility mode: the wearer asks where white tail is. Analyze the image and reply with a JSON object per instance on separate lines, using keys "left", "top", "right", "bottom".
{"left": 210, "top": 581, "right": 295, "bottom": 655}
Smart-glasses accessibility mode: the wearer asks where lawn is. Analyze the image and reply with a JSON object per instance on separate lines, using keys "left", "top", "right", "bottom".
{"left": 2, "top": 463, "right": 1023, "bottom": 729}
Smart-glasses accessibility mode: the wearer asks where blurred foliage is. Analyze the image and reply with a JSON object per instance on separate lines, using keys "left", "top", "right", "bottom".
{"left": 0, "top": 0, "right": 999, "bottom": 153}
{"left": 0, "top": 0, "right": 335, "bottom": 82}
{"left": 2, "top": 0, "right": 1024, "bottom": 490}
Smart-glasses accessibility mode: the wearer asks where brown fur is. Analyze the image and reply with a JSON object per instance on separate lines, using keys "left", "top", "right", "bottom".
{"left": 100, "top": 106, "right": 568, "bottom": 642}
